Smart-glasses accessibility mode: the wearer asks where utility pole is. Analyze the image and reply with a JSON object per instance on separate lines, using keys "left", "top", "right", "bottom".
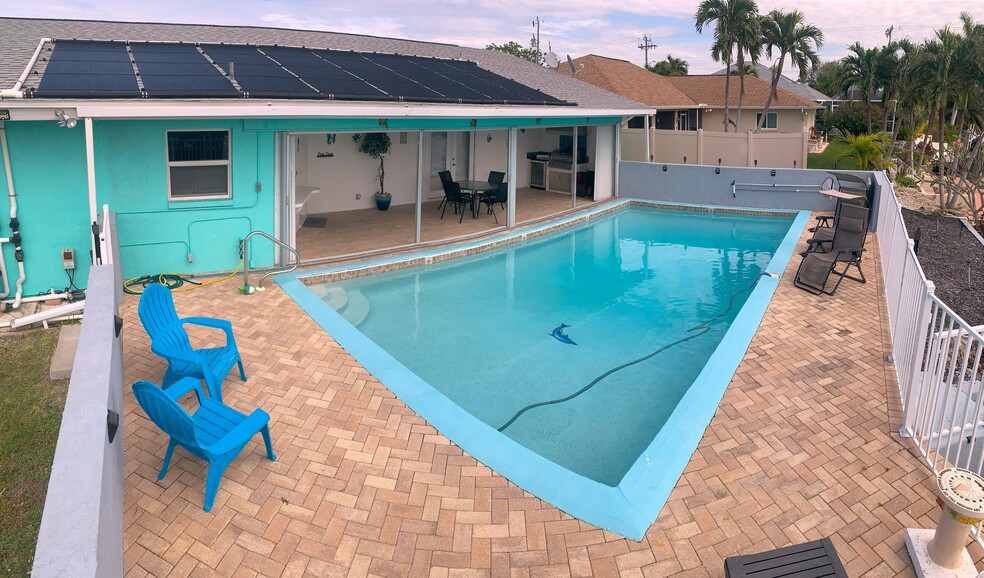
{"left": 885, "top": 25, "right": 895, "bottom": 44}
{"left": 532, "top": 17, "right": 541, "bottom": 63}
{"left": 638, "top": 35, "right": 657, "bottom": 68}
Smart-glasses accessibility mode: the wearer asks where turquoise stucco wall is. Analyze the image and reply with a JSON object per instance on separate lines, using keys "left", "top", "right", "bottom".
{"left": 97, "top": 119, "right": 275, "bottom": 280}
{"left": 0, "top": 119, "right": 277, "bottom": 297}
{"left": 0, "top": 122, "right": 92, "bottom": 299}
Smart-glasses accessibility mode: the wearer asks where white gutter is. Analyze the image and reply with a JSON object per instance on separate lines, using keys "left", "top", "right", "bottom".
{"left": 0, "top": 38, "right": 50, "bottom": 99}
{"left": 65, "top": 101, "right": 651, "bottom": 120}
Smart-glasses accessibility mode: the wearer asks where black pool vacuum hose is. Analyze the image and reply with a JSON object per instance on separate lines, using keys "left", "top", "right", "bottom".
{"left": 496, "top": 271, "right": 776, "bottom": 432}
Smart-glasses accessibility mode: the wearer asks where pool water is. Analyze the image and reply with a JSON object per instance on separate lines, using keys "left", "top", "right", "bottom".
{"left": 313, "top": 207, "right": 794, "bottom": 486}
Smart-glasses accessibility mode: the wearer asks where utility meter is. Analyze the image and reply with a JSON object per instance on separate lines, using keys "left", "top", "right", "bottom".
{"left": 62, "top": 248, "right": 76, "bottom": 270}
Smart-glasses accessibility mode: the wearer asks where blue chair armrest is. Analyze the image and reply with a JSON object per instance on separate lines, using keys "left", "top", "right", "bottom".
{"left": 165, "top": 377, "right": 206, "bottom": 403}
{"left": 181, "top": 317, "right": 237, "bottom": 349}
{"left": 206, "top": 409, "right": 271, "bottom": 455}
{"left": 150, "top": 341, "right": 203, "bottom": 365}
{"left": 183, "top": 317, "right": 232, "bottom": 331}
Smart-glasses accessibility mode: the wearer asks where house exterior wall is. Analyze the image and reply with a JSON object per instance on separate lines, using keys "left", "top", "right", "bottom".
{"left": 95, "top": 119, "right": 277, "bottom": 283}
{"left": 1, "top": 122, "right": 97, "bottom": 298}
{"left": 702, "top": 108, "right": 813, "bottom": 134}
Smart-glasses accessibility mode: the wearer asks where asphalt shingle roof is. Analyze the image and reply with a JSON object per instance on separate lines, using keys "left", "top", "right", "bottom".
{"left": 713, "top": 63, "right": 832, "bottom": 102}
{"left": 0, "top": 17, "right": 646, "bottom": 110}
{"left": 562, "top": 55, "right": 698, "bottom": 108}
{"left": 666, "top": 74, "right": 821, "bottom": 109}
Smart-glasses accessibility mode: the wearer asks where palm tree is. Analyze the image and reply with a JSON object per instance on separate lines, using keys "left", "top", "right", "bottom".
{"left": 911, "top": 27, "right": 966, "bottom": 208}
{"left": 839, "top": 42, "right": 880, "bottom": 133}
{"left": 647, "top": 54, "right": 689, "bottom": 75}
{"left": 832, "top": 131, "right": 893, "bottom": 170}
{"left": 755, "top": 9, "right": 823, "bottom": 133}
{"left": 695, "top": 0, "right": 761, "bottom": 133}
{"left": 731, "top": 4, "right": 762, "bottom": 132}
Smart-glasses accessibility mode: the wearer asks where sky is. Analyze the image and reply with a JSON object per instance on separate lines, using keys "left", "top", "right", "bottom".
{"left": 6, "top": 0, "right": 983, "bottom": 75}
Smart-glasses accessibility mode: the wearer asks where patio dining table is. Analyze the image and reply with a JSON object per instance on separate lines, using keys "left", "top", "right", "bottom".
{"left": 457, "top": 180, "right": 497, "bottom": 219}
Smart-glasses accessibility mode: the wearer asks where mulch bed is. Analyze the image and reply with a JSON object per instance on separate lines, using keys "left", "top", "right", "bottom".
{"left": 901, "top": 208, "right": 984, "bottom": 326}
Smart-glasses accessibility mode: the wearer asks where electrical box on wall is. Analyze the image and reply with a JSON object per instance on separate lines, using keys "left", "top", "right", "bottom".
{"left": 62, "top": 248, "right": 75, "bottom": 270}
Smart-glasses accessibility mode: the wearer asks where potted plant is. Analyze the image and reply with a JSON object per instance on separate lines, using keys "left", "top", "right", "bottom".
{"left": 353, "top": 133, "right": 393, "bottom": 210}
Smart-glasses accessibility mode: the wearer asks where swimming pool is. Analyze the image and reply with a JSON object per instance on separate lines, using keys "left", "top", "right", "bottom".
{"left": 278, "top": 200, "right": 809, "bottom": 539}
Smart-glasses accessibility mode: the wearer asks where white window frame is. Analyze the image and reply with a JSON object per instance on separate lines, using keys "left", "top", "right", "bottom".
{"left": 755, "top": 112, "right": 778, "bottom": 131}
{"left": 165, "top": 129, "right": 232, "bottom": 201}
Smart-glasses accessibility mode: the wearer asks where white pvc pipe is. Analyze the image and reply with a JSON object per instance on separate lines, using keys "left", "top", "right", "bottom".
{"left": 12, "top": 38, "right": 49, "bottom": 93}
{"left": 84, "top": 118, "right": 98, "bottom": 260}
{"left": 2, "top": 290, "right": 69, "bottom": 307}
{"left": 0, "top": 124, "right": 23, "bottom": 304}
{"left": 8, "top": 300, "right": 84, "bottom": 329}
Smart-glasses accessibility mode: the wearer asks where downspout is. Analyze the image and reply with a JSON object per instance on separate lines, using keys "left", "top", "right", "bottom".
{"left": 0, "top": 122, "right": 25, "bottom": 307}
{"left": 0, "top": 38, "right": 49, "bottom": 99}
{"left": 84, "top": 117, "right": 98, "bottom": 260}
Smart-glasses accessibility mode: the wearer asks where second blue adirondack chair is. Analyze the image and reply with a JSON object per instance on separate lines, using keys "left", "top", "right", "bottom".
{"left": 137, "top": 283, "right": 245, "bottom": 404}
{"left": 132, "top": 378, "right": 276, "bottom": 512}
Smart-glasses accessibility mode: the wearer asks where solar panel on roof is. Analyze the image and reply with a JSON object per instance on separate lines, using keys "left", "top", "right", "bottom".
{"left": 261, "top": 46, "right": 392, "bottom": 100}
{"left": 35, "top": 40, "right": 140, "bottom": 97}
{"left": 130, "top": 43, "right": 240, "bottom": 97}
{"left": 199, "top": 45, "right": 318, "bottom": 98}
{"left": 32, "top": 39, "right": 569, "bottom": 105}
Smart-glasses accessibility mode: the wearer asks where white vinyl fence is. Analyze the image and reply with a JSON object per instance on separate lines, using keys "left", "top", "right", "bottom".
{"left": 878, "top": 173, "right": 984, "bottom": 541}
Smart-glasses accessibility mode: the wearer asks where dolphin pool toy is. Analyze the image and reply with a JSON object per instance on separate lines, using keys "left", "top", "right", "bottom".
{"left": 550, "top": 323, "right": 577, "bottom": 345}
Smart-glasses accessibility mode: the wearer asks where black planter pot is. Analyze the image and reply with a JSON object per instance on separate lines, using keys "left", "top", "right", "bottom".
{"left": 375, "top": 194, "right": 391, "bottom": 211}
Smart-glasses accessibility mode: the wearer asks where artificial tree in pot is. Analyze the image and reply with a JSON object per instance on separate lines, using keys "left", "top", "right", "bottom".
{"left": 353, "top": 133, "right": 393, "bottom": 210}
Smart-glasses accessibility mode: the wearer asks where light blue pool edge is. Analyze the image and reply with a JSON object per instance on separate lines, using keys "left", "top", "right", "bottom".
{"left": 275, "top": 201, "right": 811, "bottom": 540}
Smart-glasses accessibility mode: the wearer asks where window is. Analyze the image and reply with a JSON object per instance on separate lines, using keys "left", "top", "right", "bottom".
{"left": 166, "top": 130, "right": 231, "bottom": 200}
{"left": 755, "top": 112, "right": 778, "bottom": 130}
{"left": 627, "top": 116, "right": 646, "bottom": 129}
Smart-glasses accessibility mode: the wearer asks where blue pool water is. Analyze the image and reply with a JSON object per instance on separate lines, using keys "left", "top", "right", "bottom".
{"left": 309, "top": 206, "right": 795, "bottom": 486}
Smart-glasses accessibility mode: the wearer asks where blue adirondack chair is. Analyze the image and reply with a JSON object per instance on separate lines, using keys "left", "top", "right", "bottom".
{"left": 132, "top": 378, "right": 276, "bottom": 512}
{"left": 137, "top": 283, "right": 246, "bottom": 404}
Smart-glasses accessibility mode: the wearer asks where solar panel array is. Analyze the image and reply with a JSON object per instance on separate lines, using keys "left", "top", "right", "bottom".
{"left": 32, "top": 40, "right": 569, "bottom": 105}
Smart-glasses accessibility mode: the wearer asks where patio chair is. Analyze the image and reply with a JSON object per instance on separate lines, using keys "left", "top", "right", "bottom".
{"left": 437, "top": 170, "right": 454, "bottom": 211}
{"left": 794, "top": 204, "right": 869, "bottom": 295}
{"left": 137, "top": 283, "right": 246, "bottom": 404}
{"left": 809, "top": 195, "right": 867, "bottom": 248}
{"left": 132, "top": 378, "right": 276, "bottom": 512}
{"left": 480, "top": 181, "right": 508, "bottom": 224}
{"left": 806, "top": 202, "right": 869, "bottom": 255}
{"left": 440, "top": 175, "right": 471, "bottom": 223}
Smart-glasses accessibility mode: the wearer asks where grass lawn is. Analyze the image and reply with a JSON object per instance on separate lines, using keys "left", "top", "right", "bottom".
{"left": 0, "top": 330, "right": 68, "bottom": 577}
{"left": 808, "top": 140, "right": 860, "bottom": 170}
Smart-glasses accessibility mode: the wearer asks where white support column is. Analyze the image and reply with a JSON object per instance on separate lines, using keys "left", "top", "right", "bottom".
{"left": 571, "top": 125, "right": 577, "bottom": 209}
{"left": 613, "top": 123, "right": 621, "bottom": 198}
{"left": 643, "top": 114, "right": 651, "bottom": 162}
{"left": 507, "top": 128, "right": 517, "bottom": 227}
{"left": 415, "top": 130, "right": 423, "bottom": 244}
{"left": 84, "top": 117, "right": 98, "bottom": 261}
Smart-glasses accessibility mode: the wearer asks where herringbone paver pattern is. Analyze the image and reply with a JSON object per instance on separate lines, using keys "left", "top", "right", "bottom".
{"left": 121, "top": 224, "right": 984, "bottom": 577}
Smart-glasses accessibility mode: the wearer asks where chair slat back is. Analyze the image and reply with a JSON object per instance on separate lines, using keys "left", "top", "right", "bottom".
{"left": 831, "top": 203, "right": 869, "bottom": 253}
{"left": 438, "top": 170, "right": 453, "bottom": 185}
{"left": 138, "top": 284, "right": 192, "bottom": 352}
{"left": 488, "top": 171, "right": 505, "bottom": 187}
{"left": 132, "top": 381, "right": 198, "bottom": 448}
{"left": 441, "top": 178, "right": 463, "bottom": 203}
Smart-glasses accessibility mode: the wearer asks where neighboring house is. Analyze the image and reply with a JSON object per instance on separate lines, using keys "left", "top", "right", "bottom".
{"left": 714, "top": 62, "right": 833, "bottom": 111}
{"left": 561, "top": 55, "right": 821, "bottom": 168}
{"left": 0, "top": 18, "right": 648, "bottom": 302}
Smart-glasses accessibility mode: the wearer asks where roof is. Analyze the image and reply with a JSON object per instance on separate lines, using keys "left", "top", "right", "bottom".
{"left": 0, "top": 17, "right": 646, "bottom": 111}
{"left": 560, "top": 55, "right": 697, "bottom": 108}
{"left": 713, "top": 62, "right": 832, "bottom": 102}
{"left": 665, "top": 74, "right": 820, "bottom": 109}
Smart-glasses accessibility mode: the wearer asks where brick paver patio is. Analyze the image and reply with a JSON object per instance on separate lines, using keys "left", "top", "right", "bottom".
{"left": 121, "top": 221, "right": 984, "bottom": 577}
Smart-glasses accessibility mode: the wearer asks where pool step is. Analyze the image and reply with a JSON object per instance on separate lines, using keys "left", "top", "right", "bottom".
{"left": 309, "top": 285, "right": 349, "bottom": 310}
{"left": 309, "top": 284, "right": 369, "bottom": 326}
{"left": 339, "top": 290, "right": 370, "bottom": 327}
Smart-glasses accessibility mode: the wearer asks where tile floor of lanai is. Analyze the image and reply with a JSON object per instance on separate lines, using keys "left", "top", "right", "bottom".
{"left": 121, "top": 216, "right": 984, "bottom": 577}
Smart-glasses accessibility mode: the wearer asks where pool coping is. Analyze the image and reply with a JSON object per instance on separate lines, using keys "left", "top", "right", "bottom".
{"left": 275, "top": 200, "right": 810, "bottom": 540}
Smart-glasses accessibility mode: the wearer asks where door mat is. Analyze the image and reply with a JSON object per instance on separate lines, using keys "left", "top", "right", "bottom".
{"left": 302, "top": 216, "right": 327, "bottom": 228}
